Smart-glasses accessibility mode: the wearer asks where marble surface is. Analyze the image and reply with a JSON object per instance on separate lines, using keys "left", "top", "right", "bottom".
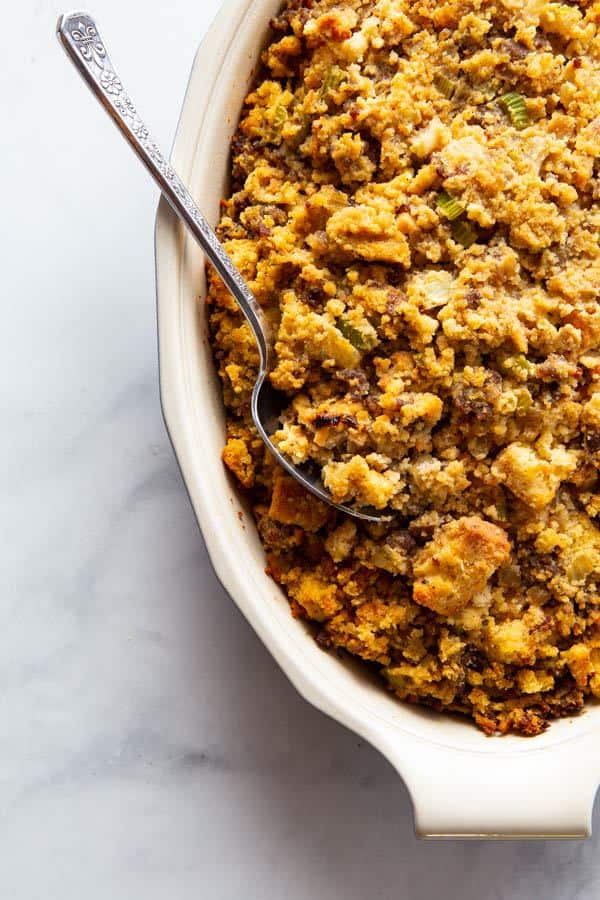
{"left": 3, "top": 0, "right": 600, "bottom": 896}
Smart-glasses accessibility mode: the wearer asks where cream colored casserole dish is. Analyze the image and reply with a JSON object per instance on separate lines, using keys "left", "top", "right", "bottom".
{"left": 154, "top": 0, "right": 600, "bottom": 838}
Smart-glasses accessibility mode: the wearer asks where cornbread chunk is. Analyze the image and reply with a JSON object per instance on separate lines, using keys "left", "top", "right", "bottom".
{"left": 222, "top": 438, "right": 255, "bottom": 489}
{"left": 562, "top": 644, "right": 592, "bottom": 690}
{"left": 413, "top": 517, "right": 511, "bottom": 616}
{"left": 323, "top": 455, "right": 401, "bottom": 508}
{"left": 486, "top": 618, "right": 536, "bottom": 666}
{"left": 324, "top": 520, "right": 358, "bottom": 563}
{"left": 211, "top": 0, "right": 600, "bottom": 735}
{"left": 269, "top": 474, "right": 330, "bottom": 532}
{"left": 326, "top": 206, "right": 411, "bottom": 265}
{"left": 493, "top": 443, "right": 578, "bottom": 510}
{"left": 291, "top": 572, "right": 342, "bottom": 622}
{"left": 582, "top": 394, "right": 600, "bottom": 430}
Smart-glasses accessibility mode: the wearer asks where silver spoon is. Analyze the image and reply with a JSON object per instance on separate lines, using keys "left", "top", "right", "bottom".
{"left": 57, "top": 11, "right": 389, "bottom": 523}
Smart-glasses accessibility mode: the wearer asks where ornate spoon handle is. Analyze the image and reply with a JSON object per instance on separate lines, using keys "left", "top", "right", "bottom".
{"left": 56, "top": 11, "right": 269, "bottom": 369}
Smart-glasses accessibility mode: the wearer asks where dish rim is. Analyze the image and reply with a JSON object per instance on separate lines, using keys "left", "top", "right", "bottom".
{"left": 154, "top": 0, "right": 600, "bottom": 838}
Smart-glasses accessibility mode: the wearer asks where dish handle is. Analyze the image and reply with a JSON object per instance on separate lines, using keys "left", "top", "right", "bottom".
{"left": 378, "top": 733, "right": 599, "bottom": 839}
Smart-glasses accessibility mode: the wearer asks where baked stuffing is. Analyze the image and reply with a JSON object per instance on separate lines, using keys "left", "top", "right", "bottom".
{"left": 208, "top": 0, "right": 600, "bottom": 735}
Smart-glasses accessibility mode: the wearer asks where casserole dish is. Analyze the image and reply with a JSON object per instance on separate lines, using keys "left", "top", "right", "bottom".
{"left": 154, "top": 0, "right": 600, "bottom": 838}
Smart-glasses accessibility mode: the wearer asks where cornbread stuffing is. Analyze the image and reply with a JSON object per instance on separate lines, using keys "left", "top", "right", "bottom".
{"left": 208, "top": 0, "right": 600, "bottom": 735}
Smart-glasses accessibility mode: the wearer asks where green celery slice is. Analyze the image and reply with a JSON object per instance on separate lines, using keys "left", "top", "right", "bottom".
{"left": 433, "top": 73, "right": 457, "bottom": 99}
{"left": 451, "top": 219, "right": 478, "bottom": 247}
{"left": 437, "top": 191, "right": 466, "bottom": 222}
{"left": 500, "top": 92, "right": 530, "bottom": 130}
{"left": 337, "top": 316, "right": 377, "bottom": 352}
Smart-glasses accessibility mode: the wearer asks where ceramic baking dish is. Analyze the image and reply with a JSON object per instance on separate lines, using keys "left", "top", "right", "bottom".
{"left": 154, "top": 0, "right": 600, "bottom": 838}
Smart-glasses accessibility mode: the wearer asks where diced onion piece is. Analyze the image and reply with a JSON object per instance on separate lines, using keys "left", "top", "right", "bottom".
{"left": 422, "top": 271, "right": 452, "bottom": 308}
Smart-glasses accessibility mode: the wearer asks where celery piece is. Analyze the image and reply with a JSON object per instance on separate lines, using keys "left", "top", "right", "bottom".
{"left": 337, "top": 316, "right": 377, "bottom": 352}
{"left": 451, "top": 219, "right": 478, "bottom": 247}
{"left": 320, "top": 66, "right": 345, "bottom": 98}
{"left": 270, "top": 104, "right": 288, "bottom": 139}
{"left": 500, "top": 92, "right": 530, "bottom": 130}
{"left": 433, "top": 73, "right": 457, "bottom": 99}
{"left": 437, "top": 191, "right": 466, "bottom": 222}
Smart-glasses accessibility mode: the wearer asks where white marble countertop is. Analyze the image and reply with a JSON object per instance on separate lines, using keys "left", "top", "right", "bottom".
{"left": 3, "top": 1, "right": 600, "bottom": 896}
